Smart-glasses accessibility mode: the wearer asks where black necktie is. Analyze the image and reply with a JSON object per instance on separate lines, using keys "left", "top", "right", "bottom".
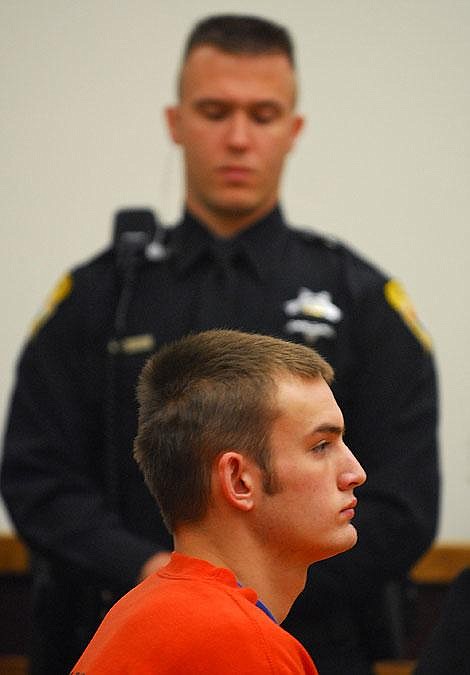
{"left": 194, "top": 239, "right": 240, "bottom": 330}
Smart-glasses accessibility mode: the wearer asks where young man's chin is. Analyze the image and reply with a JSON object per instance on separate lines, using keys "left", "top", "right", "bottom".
{"left": 320, "top": 529, "right": 359, "bottom": 561}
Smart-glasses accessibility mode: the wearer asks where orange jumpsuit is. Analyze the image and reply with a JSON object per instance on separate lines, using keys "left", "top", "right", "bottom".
{"left": 72, "top": 553, "right": 318, "bottom": 674}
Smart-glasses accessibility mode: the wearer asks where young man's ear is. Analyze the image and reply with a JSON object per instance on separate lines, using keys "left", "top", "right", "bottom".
{"left": 217, "top": 452, "right": 256, "bottom": 512}
{"left": 165, "top": 106, "right": 182, "bottom": 144}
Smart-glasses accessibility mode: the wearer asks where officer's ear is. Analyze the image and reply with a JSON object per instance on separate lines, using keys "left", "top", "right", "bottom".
{"left": 287, "top": 114, "right": 305, "bottom": 152}
{"left": 165, "top": 106, "right": 183, "bottom": 145}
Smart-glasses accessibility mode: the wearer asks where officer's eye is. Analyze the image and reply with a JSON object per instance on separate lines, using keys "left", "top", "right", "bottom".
{"left": 250, "top": 104, "right": 282, "bottom": 124}
{"left": 197, "top": 102, "right": 230, "bottom": 121}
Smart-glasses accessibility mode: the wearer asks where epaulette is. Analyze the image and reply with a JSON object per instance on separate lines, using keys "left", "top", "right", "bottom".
{"left": 293, "top": 226, "right": 342, "bottom": 250}
{"left": 72, "top": 246, "right": 114, "bottom": 275}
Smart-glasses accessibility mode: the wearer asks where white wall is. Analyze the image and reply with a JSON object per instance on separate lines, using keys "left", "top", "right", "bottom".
{"left": 1, "top": 1, "right": 469, "bottom": 539}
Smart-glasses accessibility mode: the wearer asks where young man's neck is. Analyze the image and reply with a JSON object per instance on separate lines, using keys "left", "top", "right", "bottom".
{"left": 174, "top": 524, "right": 307, "bottom": 623}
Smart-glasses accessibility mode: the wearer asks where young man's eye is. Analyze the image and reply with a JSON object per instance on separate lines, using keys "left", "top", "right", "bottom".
{"left": 312, "top": 441, "right": 329, "bottom": 454}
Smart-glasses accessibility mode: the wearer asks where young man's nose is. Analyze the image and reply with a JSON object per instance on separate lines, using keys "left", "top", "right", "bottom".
{"left": 338, "top": 446, "right": 367, "bottom": 490}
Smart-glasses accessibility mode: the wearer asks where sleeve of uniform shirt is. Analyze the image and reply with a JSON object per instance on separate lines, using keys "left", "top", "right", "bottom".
{"left": 0, "top": 264, "right": 158, "bottom": 591}
{"left": 299, "top": 247, "right": 439, "bottom": 605}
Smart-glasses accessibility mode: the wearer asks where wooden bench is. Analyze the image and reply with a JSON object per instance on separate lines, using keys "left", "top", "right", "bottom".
{"left": 373, "top": 542, "right": 470, "bottom": 675}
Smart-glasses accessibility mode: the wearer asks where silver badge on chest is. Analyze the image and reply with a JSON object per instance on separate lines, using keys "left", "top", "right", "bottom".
{"left": 283, "top": 288, "right": 342, "bottom": 344}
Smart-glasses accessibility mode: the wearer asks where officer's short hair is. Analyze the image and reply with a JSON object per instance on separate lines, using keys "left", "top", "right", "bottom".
{"left": 134, "top": 329, "right": 333, "bottom": 532}
{"left": 183, "top": 14, "right": 295, "bottom": 67}
{"left": 176, "top": 15, "right": 296, "bottom": 99}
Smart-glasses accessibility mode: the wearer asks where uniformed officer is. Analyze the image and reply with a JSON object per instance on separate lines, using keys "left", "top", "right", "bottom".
{"left": 1, "top": 14, "right": 439, "bottom": 675}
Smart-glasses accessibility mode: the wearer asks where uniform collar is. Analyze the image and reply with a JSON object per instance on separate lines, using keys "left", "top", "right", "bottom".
{"left": 169, "top": 205, "right": 290, "bottom": 282}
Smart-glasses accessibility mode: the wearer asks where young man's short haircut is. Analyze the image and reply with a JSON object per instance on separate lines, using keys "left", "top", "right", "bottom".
{"left": 183, "top": 14, "right": 295, "bottom": 66}
{"left": 134, "top": 329, "right": 333, "bottom": 532}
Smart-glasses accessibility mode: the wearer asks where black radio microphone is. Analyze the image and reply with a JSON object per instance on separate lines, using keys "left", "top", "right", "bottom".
{"left": 113, "top": 208, "right": 165, "bottom": 274}
{"left": 111, "top": 207, "right": 167, "bottom": 337}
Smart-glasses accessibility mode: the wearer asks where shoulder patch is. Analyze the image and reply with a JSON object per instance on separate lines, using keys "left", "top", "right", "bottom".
{"left": 384, "top": 279, "right": 432, "bottom": 351}
{"left": 30, "top": 273, "right": 73, "bottom": 337}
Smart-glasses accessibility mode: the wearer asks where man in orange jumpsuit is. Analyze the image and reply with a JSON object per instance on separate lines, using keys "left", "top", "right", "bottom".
{"left": 73, "top": 329, "right": 366, "bottom": 674}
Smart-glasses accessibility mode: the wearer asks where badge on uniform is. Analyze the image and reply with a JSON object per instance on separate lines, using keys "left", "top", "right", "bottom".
{"left": 283, "top": 287, "right": 342, "bottom": 344}
{"left": 384, "top": 279, "right": 432, "bottom": 351}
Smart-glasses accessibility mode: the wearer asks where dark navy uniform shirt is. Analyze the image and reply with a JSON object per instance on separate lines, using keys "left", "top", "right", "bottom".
{"left": 1, "top": 206, "right": 439, "bottom": 672}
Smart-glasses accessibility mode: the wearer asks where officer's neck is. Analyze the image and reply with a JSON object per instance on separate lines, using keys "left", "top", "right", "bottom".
{"left": 185, "top": 198, "right": 278, "bottom": 239}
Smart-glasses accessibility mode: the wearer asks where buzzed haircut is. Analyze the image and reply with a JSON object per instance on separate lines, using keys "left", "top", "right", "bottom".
{"left": 183, "top": 14, "right": 295, "bottom": 67}
{"left": 134, "top": 329, "right": 333, "bottom": 532}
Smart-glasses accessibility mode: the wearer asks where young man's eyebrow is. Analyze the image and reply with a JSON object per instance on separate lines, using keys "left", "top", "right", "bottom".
{"left": 311, "top": 424, "right": 345, "bottom": 436}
